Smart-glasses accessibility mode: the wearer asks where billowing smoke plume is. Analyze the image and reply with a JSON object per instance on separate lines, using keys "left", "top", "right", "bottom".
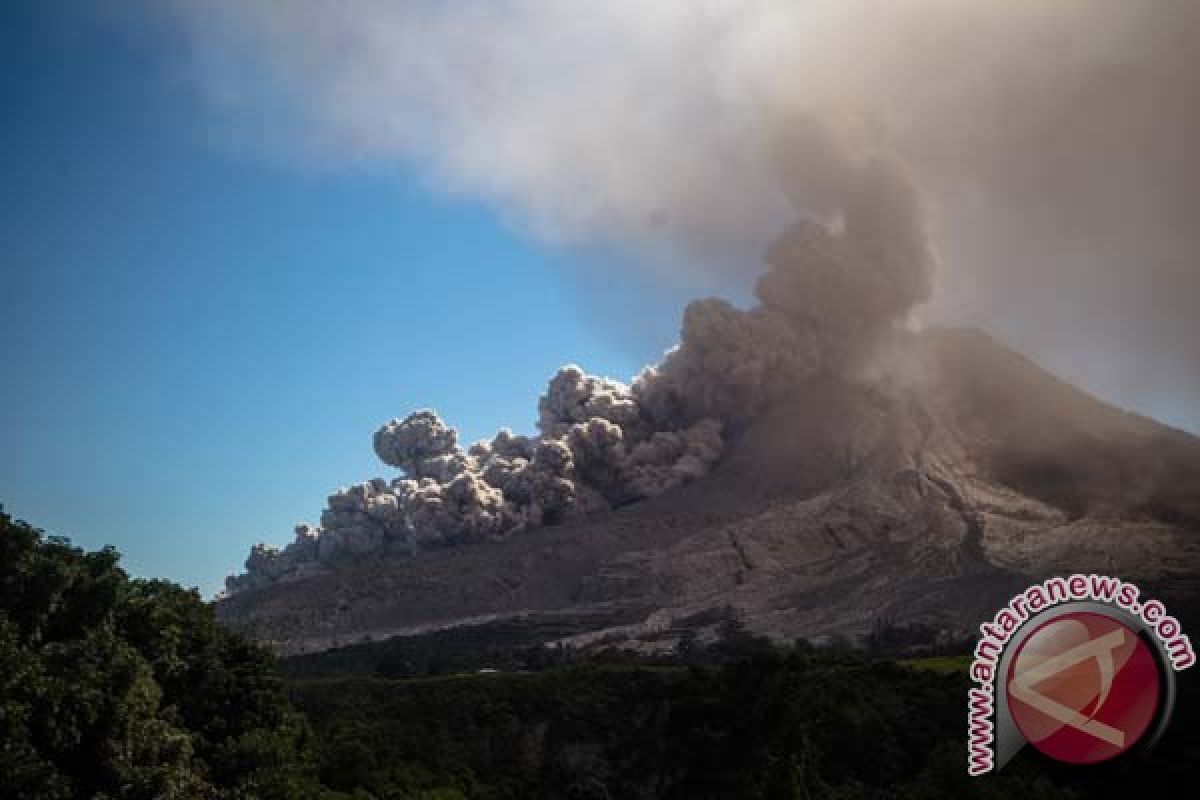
{"left": 226, "top": 384, "right": 724, "bottom": 592}
{"left": 226, "top": 150, "right": 931, "bottom": 591}
{"left": 173, "top": 0, "right": 1200, "bottom": 430}
{"left": 178, "top": 1, "right": 1200, "bottom": 588}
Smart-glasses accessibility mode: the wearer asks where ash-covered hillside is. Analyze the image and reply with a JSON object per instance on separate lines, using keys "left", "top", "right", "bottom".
{"left": 166, "top": 0, "right": 1200, "bottom": 655}
{"left": 216, "top": 98, "right": 1200, "bottom": 652}
{"left": 216, "top": 320, "right": 1200, "bottom": 655}
{"left": 217, "top": 137, "right": 1200, "bottom": 652}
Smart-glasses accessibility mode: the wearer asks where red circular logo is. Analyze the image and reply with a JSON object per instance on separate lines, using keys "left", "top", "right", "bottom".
{"left": 1006, "top": 611, "right": 1161, "bottom": 764}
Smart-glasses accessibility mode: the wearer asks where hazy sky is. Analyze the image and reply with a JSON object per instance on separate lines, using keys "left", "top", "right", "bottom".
{"left": 3, "top": 2, "right": 1198, "bottom": 595}
{"left": 160, "top": 0, "right": 1200, "bottom": 432}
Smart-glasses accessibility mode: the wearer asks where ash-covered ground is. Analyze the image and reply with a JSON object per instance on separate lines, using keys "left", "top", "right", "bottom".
{"left": 210, "top": 2, "right": 1200, "bottom": 652}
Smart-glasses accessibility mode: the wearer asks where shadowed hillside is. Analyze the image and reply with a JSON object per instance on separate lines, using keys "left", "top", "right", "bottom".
{"left": 217, "top": 328, "right": 1200, "bottom": 655}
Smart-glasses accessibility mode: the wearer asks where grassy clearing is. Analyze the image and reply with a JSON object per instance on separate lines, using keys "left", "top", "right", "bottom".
{"left": 897, "top": 654, "right": 972, "bottom": 673}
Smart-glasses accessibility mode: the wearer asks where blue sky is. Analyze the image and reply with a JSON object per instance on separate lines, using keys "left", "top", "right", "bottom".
{"left": 0, "top": 3, "right": 689, "bottom": 595}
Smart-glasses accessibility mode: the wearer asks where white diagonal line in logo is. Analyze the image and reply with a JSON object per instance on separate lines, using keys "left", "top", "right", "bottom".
{"left": 1008, "top": 628, "right": 1127, "bottom": 748}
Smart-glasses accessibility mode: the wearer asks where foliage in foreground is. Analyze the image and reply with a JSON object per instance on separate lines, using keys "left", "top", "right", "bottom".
{"left": 3, "top": 505, "right": 1197, "bottom": 799}
{"left": 289, "top": 635, "right": 1198, "bottom": 799}
{"left": 292, "top": 657, "right": 1070, "bottom": 800}
{"left": 0, "top": 507, "right": 325, "bottom": 799}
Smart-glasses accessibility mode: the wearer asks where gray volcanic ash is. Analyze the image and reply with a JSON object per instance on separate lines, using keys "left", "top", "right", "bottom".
{"left": 199, "top": 2, "right": 1200, "bottom": 651}
{"left": 226, "top": 141, "right": 933, "bottom": 593}
{"left": 218, "top": 146, "right": 1200, "bottom": 655}
{"left": 175, "top": 1, "right": 1200, "bottom": 426}
{"left": 217, "top": 324, "right": 1200, "bottom": 654}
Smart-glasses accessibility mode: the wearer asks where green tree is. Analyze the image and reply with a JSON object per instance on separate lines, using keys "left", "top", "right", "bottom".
{"left": 0, "top": 506, "right": 323, "bottom": 799}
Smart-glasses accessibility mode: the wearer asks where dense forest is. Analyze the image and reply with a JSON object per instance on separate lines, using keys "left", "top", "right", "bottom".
{"left": 0, "top": 508, "right": 321, "bottom": 799}
{"left": 2, "top": 507, "right": 1196, "bottom": 799}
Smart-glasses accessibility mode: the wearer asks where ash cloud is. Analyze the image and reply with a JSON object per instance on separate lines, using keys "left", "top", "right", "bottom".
{"left": 226, "top": 167, "right": 925, "bottom": 590}
{"left": 173, "top": 0, "right": 1200, "bottom": 430}
{"left": 167, "top": 2, "right": 1200, "bottom": 587}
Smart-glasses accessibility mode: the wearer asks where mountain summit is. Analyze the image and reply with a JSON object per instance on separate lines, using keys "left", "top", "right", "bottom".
{"left": 216, "top": 326, "right": 1200, "bottom": 654}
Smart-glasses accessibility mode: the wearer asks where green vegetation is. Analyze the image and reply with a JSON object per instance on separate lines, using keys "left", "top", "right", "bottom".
{"left": 281, "top": 613, "right": 778, "bottom": 682}
{"left": 281, "top": 618, "right": 585, "bottom": 681}
{"left": 291, "top": 654, "right": 1064, "bottom": 799}
{"left": 897, "top": 655, "right": 972, "bottom": 674}
{"left": 3, "top": 506, "right": 1197, "bottom": 799}
{"left": 289, "top": 650, "right": 1199, "bottom": 799}
{"left": 0, "top": 507, "right": 324, "bottom": 799}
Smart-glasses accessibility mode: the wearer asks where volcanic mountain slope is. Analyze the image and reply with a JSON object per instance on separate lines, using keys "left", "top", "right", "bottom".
{"left": 215, "top": 327, "right": 1200, "bottom": 654}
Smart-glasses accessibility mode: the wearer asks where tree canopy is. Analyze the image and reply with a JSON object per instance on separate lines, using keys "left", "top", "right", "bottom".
{"left": 0, "top": 507, "right": 321, "bottom": 799}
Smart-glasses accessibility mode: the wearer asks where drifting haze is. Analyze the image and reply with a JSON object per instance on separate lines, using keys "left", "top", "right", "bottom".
{"left": 169, "top": 0, "right": 1200, "bottom": 429}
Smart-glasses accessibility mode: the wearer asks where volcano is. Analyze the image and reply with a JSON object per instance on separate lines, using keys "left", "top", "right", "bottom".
{"left": 215, "top": 326, "right": 1200, "bottom": 654}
